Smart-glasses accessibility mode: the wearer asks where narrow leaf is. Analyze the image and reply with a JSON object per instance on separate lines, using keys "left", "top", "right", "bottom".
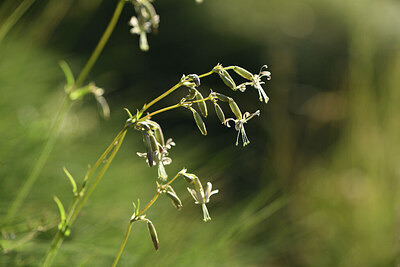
{"left": 59, "top": 60, "right": 75, "bottom": 89}
{"left": 53, "top": 196, "right": 66, "bottom": 224}
{"left": 63, "top": 166, "right": 77, "bottom": 194}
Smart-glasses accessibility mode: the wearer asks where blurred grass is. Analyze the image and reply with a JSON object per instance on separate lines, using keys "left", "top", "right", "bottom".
{"left": 1, "top": 0, "right": 400, "bottom": 266}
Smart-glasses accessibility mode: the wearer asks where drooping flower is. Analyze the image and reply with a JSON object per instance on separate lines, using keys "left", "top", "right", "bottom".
{"left": 187, "top": 181, "right": 219, "bottom": 222}
{"left": 235, "top": 65, "right": 271, "bottom": 103}
{"left": 224, "top": 110, "right": 260, "bottom": 147}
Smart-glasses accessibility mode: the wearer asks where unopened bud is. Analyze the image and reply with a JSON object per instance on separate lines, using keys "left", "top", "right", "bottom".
{"left": 195, "top": 91, "right": 208, "bottom": 117}
{"left": 166, "top": 191, "right": 183, "bottom": 210}
{"left": 146, "top": 220, "right": 159, "bottom": 251}
{"left": 213, "top": 103, "right": 225, "bottom": 123}
{"left": 228, "top": 98, "right": 242, "bottom": 119}
{"left": 212, "top": 92, "right": 230, "bottom": 102}
{"left": 191, "top": 108, "right": 207, "bottom": 135}
{"left": 233, "top": 66, "right": 253, "bottom": 80}
{"left": 187, "top": 74, "right": 201, "bottom": 86}
{"left": 142, "top": 132, "right": 154, "bottom": 167}
{"left": 218, "top": 69, "right": 236, "bottom": 90}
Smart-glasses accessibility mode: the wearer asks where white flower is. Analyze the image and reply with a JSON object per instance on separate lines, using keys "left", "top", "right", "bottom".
{"left": 224, "top": 110, "right": 260, "bottom": 146}
{"left": 129, "top": 16, "right": 151, "bottom": 35}
{"left": 187, "top": 181, "right": 219, "bottom": 222}
{"left": 236, "top": 65, "right": 271, "bottom": 103}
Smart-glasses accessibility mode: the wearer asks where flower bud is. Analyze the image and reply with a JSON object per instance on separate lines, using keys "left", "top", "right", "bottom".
{"left": 218, "top": 69, "right": 236, "bottom": 91}
{"left": 213, "top": 103, "right": 225, "bottom": 123}
{"left": 142, "top": 132, "right": 154, "bottom": 167}
{"left": 212, "top": 92, "right": 230, "bottom": 102}
{"left": 157, "top": 162, "right": 168, "bottom": 181}
{"left": 166, "top": 191, "right": 183, "bottom": 210}
{"left": 187, "top": 74, "right": 201, "bottom": 86}
{"left": 191, "top": 108, "right": 207, "bottom": 135}
{"left": 195, "top": 91, "right": 208, "bottom": 117}
{"left": 233, "top": 66, "right": 253, "bottom": 80}
{"left": 228, "top": 98, "right": 242, "bottom": 119}
{"left": 146, "top": 220, "right": 159, "bottom": 251}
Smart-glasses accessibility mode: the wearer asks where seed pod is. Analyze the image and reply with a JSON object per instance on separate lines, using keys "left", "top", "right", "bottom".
{"left": 142, "top": 132, "right": 154, "bottom": 167}
{"left": 213, "top": 103, "right": 225, "bottom": 123}
{"left": 233, "top": 66, "right": 253, "bottom": 80}
{"left": 146, "top": 220, "right": 159, "bottom": 251}
{"left": 218, "top": 69, "right": 236, "bottom": 90}
{"left": 166, "top": 191, "right": 183, "bottom": 210}
{"left": 191, "top": 108, "right": 207, "bottom": 135}
{"left": 195, "top": 91, "right": 208, "bottom": 117}
{"left": 213, "top": 92, "right": 230, "bottom": 102}
{"left": 228, "top": 98, "right": 242, "bottom": 119}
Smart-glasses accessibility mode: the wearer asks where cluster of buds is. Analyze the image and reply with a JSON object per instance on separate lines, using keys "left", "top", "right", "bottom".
{"left": 177, "top": 64, "right": 271, "bottom": 146}
{"left": 127, "top": 0, "right": 160, "bottom": 51}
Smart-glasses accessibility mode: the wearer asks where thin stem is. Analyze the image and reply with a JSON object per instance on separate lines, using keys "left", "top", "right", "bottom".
{"left": 69, "top": 129, "right": 127, "bottom": 225}
{"left": 142, "top": 83, "right": 182, "bottom": 113}
{"left": 112, "top": 220, "right": 134, "bottom": 267}
{"left": 4, "top": 97, "right": 71, "bottom": 225}
{"left": 75, "top": 0, "right": 126, "bottom": 87}
{"left": 166, "top": 172, "right": 181, "bottom": 186}
{"left": 138, "top": 193, "right": 160, "bottom": 217}
{"left": 0, "top": 0, "right": 36, "bottom": 44}
{"left": 140, "top": 97, "right": 212, "bottom": 121}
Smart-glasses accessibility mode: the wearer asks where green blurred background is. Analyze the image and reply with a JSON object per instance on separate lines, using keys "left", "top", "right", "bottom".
{"left": 1, "top": 0, "right": 399, "bottom": 266}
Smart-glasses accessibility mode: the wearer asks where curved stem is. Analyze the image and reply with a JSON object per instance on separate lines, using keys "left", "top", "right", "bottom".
{"left": 4, "top": 97, "right": 71, "bottom": 225}
{"left": 0, "top": 0, "right": 36, "bottom": 44}
{"left": 75, "top": 0, "right": 126, "bottom": 87}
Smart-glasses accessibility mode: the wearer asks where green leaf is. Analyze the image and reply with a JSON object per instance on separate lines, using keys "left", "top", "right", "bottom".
{"left": 59, "top": 60, "right": 75, "bottom": 90}
{"left": 53, "top": 195, "right": 66, "bottom": 224}
{"left": 63, "top": 166, "right": 77, "bottom": 194}
{"left": 124, "top": 108, "right": 134, "bottom": 119}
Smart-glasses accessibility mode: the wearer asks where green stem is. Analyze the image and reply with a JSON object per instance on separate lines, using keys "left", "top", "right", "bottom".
{"left": 40, "top": 128, "right": 128, "bottom": 267}
{"left": 140, "top": 97, "right": 212, "bottom": 121}
{"left": 4, "top": 97, "right": 71, "bottom": 225}
{"left": 142, "top": 83, "right": 182, "bottom": 113}
{"left": 75, "top": 0, "right": 125, "bottom": 87}
{"left": 112, "top": 220, "right": 134, "bottom": 267}
{"left": 0, "top": 0, "right": 36, "bottom": 44}
{"left": 69, "top": 129, "right": 128, "bottom": 225}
